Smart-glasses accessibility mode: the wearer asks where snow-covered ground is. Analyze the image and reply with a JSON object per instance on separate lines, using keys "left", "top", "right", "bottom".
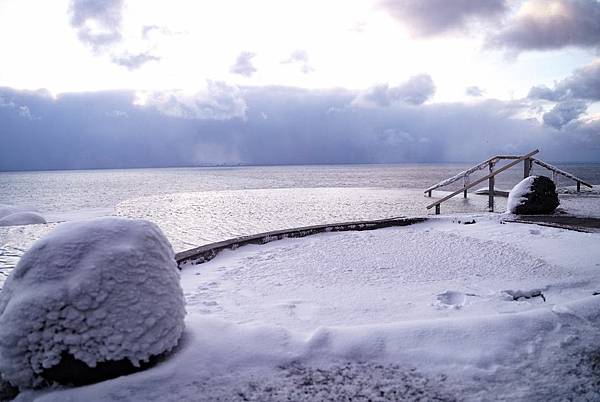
{"left": 15, "top": 213, "right": 600, "bottom": 401}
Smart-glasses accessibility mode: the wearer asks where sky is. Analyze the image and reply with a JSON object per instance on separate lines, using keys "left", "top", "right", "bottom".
{"left": 0, "top": 0, "right": 599, "bottom": 170}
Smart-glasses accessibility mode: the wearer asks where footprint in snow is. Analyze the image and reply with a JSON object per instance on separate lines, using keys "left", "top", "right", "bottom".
{"left": 435, "top": 291, "right": 467, "bottom": 309}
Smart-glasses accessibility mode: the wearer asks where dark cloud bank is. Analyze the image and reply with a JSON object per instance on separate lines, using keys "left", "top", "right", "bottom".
{"left": 0, "top": 84, "right": 598, "bottom": 171}
{"left": 380, "top": 0, "right": 600, "bottom": 52}
{"left": 490, "top": 0, "right": 600, "bottom": 51}
{"left": 379, "top": 0, "right": 507, "bottom": 37}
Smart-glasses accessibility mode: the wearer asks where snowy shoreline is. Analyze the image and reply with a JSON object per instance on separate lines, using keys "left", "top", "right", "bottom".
{"left": 7, "top": 210, "right": 600, "bottom": 401}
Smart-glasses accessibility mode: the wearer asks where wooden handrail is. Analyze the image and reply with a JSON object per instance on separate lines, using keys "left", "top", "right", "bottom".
{"left": 426, "top": 149, "right": 539, "bottom": 211}
{"left": 531, "top": 158, "right": 593, "bottom": 189}
{"left": 424, "top": 154, "right": 593, "bottom": 195}
{"left": 423, "top": 155, "right": 533, "bottom": 194}
{"left": 424, "top": 156, "right": 497, "bottom": 193}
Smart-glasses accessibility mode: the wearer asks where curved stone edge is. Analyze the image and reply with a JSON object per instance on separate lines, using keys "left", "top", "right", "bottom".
{"left": 175, "top": 216, "right": 427, "bottom": 268}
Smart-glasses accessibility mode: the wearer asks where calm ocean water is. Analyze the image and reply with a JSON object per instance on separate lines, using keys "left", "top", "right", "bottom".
{"left": 1, "top": 163, "right": 599, "bottom": 286}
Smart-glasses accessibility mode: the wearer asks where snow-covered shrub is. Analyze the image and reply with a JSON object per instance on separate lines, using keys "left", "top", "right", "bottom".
{"left": 507, "top": 176, "right": 559, "bottom": 215}
{"left": 0, "top": 211, "right": 46, "bottom": 227}
{"left": 0, "top": 217, "right": 185, "bottom": 389}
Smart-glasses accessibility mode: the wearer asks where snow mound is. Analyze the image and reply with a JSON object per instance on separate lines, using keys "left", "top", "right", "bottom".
{"left": 0, "top": 211, "right": 46, "bottom": 227}
{"left": 0, "top": 217, "right": 185, "bottom": 389}
{"left": 0, "top": 204, "right": 24, "bottom": 219}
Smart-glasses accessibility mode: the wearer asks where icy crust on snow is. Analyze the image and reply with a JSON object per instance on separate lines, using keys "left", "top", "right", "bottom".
{"left": 0, "top": 217, "right": 185, "bottom": 389}
{"left": 506, "top": 176, "right": 535, "bottom": 213}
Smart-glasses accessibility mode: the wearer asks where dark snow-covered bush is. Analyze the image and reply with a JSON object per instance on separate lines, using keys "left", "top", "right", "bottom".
{"left": 0, "top": 217, "right": 185, "bottom": 389}
{"left": 507, "top": 176, "right": 560, "bottom": 215}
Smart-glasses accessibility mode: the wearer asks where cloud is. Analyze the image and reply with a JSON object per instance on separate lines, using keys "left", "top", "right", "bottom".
{"left": 136, "top": 81, "right": 247, "bottom": 120}
{"left": 1, "top": 85, "right": 599, "bottom": 171}
{"left": 379, "top": 0, "right": 507, "bottom": 37}
{"left": 230, "top": 52, "right": 257, "bottom": 77}
{"left": 111, "top": 52, "right": 161, "bottom": 70}
{"left": 490, "top": 0, "right": 600, "bottom": 51}
{"left": 105, "top": 110, "right": 128, "bottom": 118}
{"left": 69, "top": 0, "right": 124, "bottom": 51}
{"left": 465, "top": 86, "right": 485, "bottom": 97}
{"left": 527, "top": 59, "right": 600, "bottom": 106}
{"left": 352, "top": 74, "right": 436, "bottom": 107}
{"left": 141, "top": 24, "right": 175, "bottom": 39}
{"left": 527, "top": 61, "right": 600, "bottom": 130}
{"left": 542, "top": 99, "right": 588, "bottom": 129}
{"left": 0, "top": 95, "right": 38, "bottom": 120}
{"left": 281, "top": 50, "right": 314, "bottom": 73}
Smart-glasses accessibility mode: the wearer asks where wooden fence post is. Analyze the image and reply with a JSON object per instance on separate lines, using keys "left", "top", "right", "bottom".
{"left": 488, "top": 162, "right": 495, "bottom": 212}
{"left": 524, "top": 158, "right": 531, "bottom": 178}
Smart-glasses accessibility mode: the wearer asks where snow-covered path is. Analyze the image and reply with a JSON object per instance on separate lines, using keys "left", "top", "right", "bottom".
{"left": 19, "top": 214, "right": 600, "bottom": 401}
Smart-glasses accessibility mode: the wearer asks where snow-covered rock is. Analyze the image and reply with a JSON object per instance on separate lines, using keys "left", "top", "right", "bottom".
{"left": 0, "top": 204, "right": 24, "bottom": 219}
{"left": 0, "top": 211, "right": 46, "bottom": 227}
{"left": 507, "top": 176, "right": 559, "bottom": 214}
{"left": 0, "top": 204, "right": 46, "bottom": 227}
{"left": 0, "top": 217, "right": 185, "bottom": 389}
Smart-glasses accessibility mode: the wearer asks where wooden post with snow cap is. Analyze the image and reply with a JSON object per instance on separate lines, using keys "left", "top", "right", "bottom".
{"left": 488, "top": 161, "right": 495, "bottom": 212}
{"left": 524, "top": 158, "right": 531, "bottom": 178}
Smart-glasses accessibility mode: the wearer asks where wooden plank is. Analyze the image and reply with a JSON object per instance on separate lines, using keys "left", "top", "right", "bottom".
{"left": 426, "top": 149, "right": 539, "bottom": 210}
{"left": 425, "top": 155, "right": 533, "bottom": 194}
{"left": 424, "top": 156, "right": 497, "bottom": 193}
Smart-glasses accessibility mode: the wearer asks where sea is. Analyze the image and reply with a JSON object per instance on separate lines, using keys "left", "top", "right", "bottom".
{"left": 1, "top": 163, "right": 599, "bottom": 287}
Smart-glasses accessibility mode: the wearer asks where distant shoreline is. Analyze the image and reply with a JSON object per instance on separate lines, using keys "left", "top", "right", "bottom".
{"left": 2, "top": 161, "right": 600, "bottom": 174}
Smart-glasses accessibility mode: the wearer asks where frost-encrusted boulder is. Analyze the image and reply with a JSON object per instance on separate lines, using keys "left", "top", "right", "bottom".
{"left": 0, "top": 217, "right": 185, "bottom": 389}
{"left": 0, "top": 211, "right": 46, "bottom": 227}
{"left": 507, "top": 176, "right": 560, "bottom": 215}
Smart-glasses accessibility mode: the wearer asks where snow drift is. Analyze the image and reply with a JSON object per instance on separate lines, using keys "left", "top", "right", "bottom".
{"left": 0, "top": 204, "right": 46, "bottom": 227}
{"left": 0, "top": 217, "right": 185, "bottom": 389}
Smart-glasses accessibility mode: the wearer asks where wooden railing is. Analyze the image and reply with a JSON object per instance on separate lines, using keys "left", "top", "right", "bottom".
{"left": 424, "top": 150, "right": 593, "bottom": 214}
{"left": 426, "top": 150, "right": 540, "bottom": 214}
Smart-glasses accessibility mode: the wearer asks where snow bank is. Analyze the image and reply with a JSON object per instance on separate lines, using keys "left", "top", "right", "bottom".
{"left": 0, "top": 217, "right": 185, "bottom": 389}
{"left": 0, "top": 204, "right": 46, "bottom": 227}
{"left": 506, "top": 176, "right": 535, "bottom": 213}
